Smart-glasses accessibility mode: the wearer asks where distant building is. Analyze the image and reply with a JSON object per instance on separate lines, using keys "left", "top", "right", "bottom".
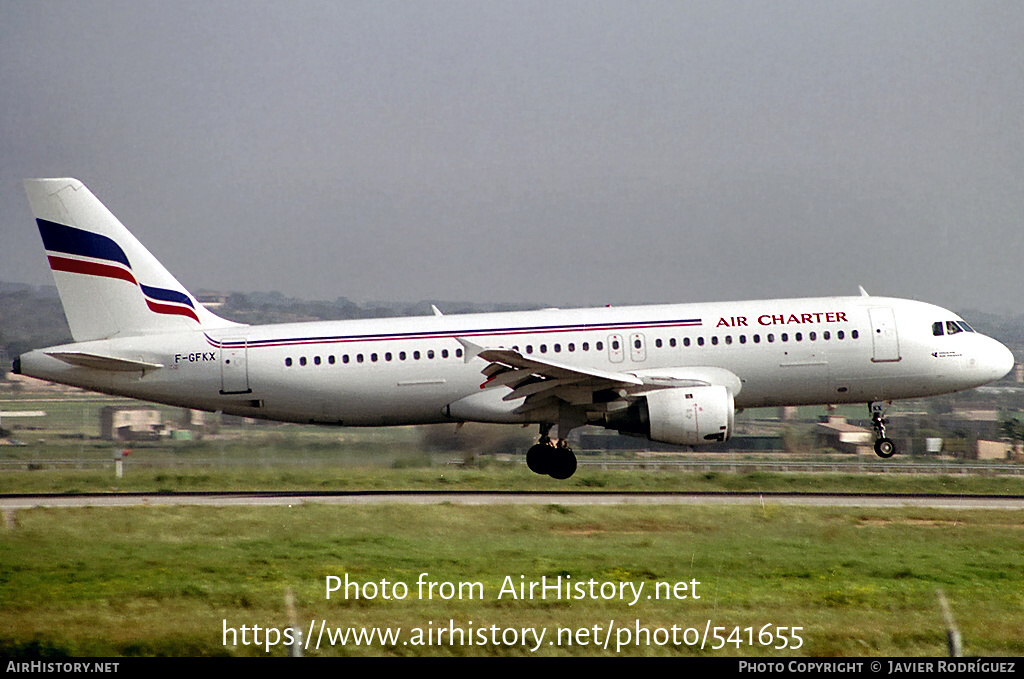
{"left": 974, "top": 440, "right": 1013, "bottom": 461}
{"left": 938, "top": 409, "right": 1004, "bottom": 440}
{"left": 195, "top": 291, "right": 230, "bottom": 309}
{"left": 2, "top": 373, "right": 82, "bottom": 393}
{"left": 180, "top": 409, "right": 206, "bottom": 427}
{"left": 815, "top": 416, "right": 873, "bottom": 455}
{"left": 100, "top": 406, "right": 165, "bottom": 441}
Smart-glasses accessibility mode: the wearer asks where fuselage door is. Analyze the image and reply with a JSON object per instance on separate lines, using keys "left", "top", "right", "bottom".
{"left": 608, "top": 334, "right": 624, "bottom": 363}
{"left": 220, "top": 338, "right": 251, "bottom": 394}
{"left": 868, "top": 307, "right": 901, "bottom": 362}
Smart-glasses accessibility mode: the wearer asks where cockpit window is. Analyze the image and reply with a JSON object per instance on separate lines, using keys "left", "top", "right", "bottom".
{"left": 958, "top": 321, "right": 975, "bottom": 333}
{"left": 945, "top": 321, "right": 963, "bottom": 335}
{"left": 932, "top": 322, "right": 943, "bottom": 336}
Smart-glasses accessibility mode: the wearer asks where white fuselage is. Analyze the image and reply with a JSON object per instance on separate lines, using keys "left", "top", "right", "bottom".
{"left": 17, "top": 295, "right": 1014, "bottom": 427}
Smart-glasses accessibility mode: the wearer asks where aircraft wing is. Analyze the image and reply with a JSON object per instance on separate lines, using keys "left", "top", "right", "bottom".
{"left": 456, "top": 338, "right": 737, "bottom": 417}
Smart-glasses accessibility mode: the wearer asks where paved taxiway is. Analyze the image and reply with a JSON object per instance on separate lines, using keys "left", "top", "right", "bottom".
{"left": 2, "top": 492, "right": 1023, "bottom": 510}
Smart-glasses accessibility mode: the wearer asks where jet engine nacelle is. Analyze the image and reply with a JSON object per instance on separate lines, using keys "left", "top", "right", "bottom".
{"left": 634, "top": 385, "right": 735, "bottom": 446}
{"left": 646, "top": 385, "right": 734, "bottom": 445}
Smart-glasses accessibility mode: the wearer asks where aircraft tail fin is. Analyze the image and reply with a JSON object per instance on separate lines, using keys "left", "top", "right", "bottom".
{"left": 24, "top": 178, "right": 237, "bottom": 342}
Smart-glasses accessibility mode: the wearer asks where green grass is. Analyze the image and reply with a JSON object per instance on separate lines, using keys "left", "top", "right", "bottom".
{"left": 1, "top": 504, "right": 1022, "bottom": 656}
{"left": 3, "top": 393, "right": 1023, "bottom": 656}
{"left": 2, "top": 464, "right": 1024, "bottom": 496}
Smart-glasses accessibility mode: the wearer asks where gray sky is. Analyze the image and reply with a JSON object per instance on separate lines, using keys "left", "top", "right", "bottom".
{"left": 2, "top": 1, "right": 1022, "bottom": 313}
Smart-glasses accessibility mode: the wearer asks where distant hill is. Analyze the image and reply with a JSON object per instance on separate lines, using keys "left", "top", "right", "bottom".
{"left": 204, "top": 290, "right": 542, "bottom": 326}
{"left": 956, "top": 310, "right": 1024, "bottom": 357}
{"left": 0, "top": 285, "right": 72, "bottom": 362}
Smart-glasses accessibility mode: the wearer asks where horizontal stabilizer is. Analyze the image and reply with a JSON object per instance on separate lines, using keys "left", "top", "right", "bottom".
{"left": 45, "top": 351, "right": 163, "bottom": 372}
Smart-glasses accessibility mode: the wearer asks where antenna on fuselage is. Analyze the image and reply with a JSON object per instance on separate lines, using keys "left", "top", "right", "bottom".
{"left": 858, "top": 286, "right": 870, "bottom": 297}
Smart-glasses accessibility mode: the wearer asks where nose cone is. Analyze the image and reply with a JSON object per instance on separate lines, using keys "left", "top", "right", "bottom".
{"left": 982, "top": 337, "right": 1015, "bottom": 383}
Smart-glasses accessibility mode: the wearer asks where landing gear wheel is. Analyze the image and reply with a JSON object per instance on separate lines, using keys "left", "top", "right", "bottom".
{"left": 868, "top": 402, "right": 896, "bottom": 460}
{"left": 526, "top": 444, "right": 550, "bottom": 475}
{"left": 547, "top": 446, "right": 578, "bottom": 480}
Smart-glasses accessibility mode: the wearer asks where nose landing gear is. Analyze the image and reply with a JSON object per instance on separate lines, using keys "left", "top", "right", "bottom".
{"left": 869, "top": 402, "right": 896, "bottom": 458}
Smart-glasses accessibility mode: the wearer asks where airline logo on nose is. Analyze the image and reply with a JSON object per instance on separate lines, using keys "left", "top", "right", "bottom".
{"left": 37, "top": 218, "right": 200, "bottom": 323}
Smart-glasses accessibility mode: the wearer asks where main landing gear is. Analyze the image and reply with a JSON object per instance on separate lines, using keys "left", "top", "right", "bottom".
{"left": 526, "top": 424, "right": 578, "bottom": 480}
{"left": 869, "top": 402, "right": 896, "bottom": 458}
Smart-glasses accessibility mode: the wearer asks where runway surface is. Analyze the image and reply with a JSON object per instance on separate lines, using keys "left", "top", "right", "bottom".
{"left": 2, "top": 491, "right": 1024, "bottom": 510}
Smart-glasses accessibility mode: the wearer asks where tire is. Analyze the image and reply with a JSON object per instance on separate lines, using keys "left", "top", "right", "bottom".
{"left": 526, "top": 444, "right": 549, "bottom": 475}
{"left": 547, "top": 447, "right": 577, "bottom": 480}
{"left": 874, "top": 438, "right": 896, "bottom": 458}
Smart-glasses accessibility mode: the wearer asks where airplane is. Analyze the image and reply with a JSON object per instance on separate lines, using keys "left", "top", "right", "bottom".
{"left": 13, "top": 178, "right": 1015, "bottom": 479}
